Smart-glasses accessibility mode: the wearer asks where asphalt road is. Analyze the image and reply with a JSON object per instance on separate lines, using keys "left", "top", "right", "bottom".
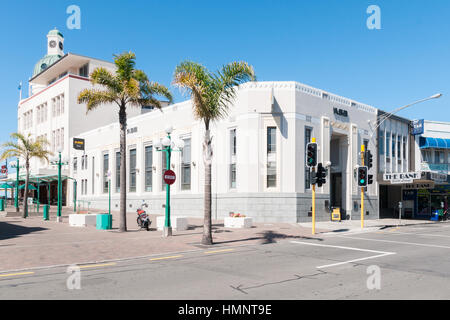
{"left": 1, "top": 222, "right": 450, "bottom": 299}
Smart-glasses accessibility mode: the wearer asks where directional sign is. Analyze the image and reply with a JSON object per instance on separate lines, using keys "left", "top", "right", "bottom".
{"left": 163, "top": 170, "right": 176, "bottom": 185}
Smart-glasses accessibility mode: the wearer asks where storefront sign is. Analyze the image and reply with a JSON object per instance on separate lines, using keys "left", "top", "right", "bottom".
{"left": 411, "top": 119, "right": 424, "bottom": 135}
{"left": 431, "top": 172, "right": 448, "bottom": 183}
{"left": 404, "top": 183, "right": 435, "bottom": 190}
{"left": 127, "top": 127, "right": 138, "bottom": 134}
{"left": 383, "top": 172, "right": 420, "bottom": 184}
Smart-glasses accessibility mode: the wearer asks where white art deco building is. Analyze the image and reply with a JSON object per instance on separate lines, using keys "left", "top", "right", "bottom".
{"left": 15, "top": 29, "right": 383, "bottom": 222}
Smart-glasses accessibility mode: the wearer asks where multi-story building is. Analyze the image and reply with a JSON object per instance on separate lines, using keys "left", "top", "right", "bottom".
{"left": 14, "top": 29, "right": 144, "bottom": 205}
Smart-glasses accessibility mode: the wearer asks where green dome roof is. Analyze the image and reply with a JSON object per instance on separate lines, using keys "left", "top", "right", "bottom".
{"left": 33, "top": 54, "right": 62, "bottom": 77}
{"left": 48, "top": 29, "right": 64, "bottom": 38}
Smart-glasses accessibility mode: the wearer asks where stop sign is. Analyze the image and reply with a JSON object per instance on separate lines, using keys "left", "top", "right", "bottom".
{"left": 163, "top": 170, "right": 176, "bottom": 185}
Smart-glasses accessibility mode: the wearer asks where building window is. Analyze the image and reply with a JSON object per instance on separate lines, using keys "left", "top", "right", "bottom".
{"left": 230, "top": 129, "right": 237, "bottom": 189}
{"left": 305, "top": 127, "right": 312, "bottom": 189}
{"left": 392, "top": 134, "right": 396, "bottom": 158}
{"left": 267, "top": 127, "right": 277, "bottom": 188}
{"left": 129, "top": 149, "right": 137, "bottom": 192}
{"left": 386, "top": 132, "right": 390, "bottom": 158}
{"left": 422, "top": 150, "right": 431, "bottom": 163}
{"left": 115, "top": 152, "right": 121, "bottom": 193}
{"left": 397, "top": 135, "right": 401, "bottom": 160}
{"left": 73, "top": 157, "right": 78, "bottom": 173}
{"left": 435, "top": 150, "right": 445, "bottom": 164}
{"left": 103, "top": 154, "right": 109, "bottom": 194}
{"left": 145, "top": 146, "right": 153, "bottom": 192}
{"left": 403, "top": 136, "right": 407, "bottom": 160}
{"left": 79, "top": 64, "right": 89, "bottom": 77}
{"left": 92, "top": 157, "right": 95, "bottom": 194}
{"left": 181, "top": 138, "right": 191, "bottom": 190}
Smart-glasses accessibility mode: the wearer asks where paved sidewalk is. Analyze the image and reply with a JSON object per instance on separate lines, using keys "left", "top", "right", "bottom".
{"left": 0, "top": 208, "right": 326, "bottom": 272}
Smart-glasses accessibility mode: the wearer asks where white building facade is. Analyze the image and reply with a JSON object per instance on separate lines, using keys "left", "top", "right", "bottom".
{"left": 71, "top": 82, "right": 380, "bottom": 222}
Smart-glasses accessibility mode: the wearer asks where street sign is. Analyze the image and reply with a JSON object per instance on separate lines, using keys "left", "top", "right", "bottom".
{"left": 1, "top": 165, "right": 7, "bottom": 174}
{"left": 411, "top": 119, "right": 424, "bottom": 135}
{"left": 73, "top": 138, "right": 85, "bottom": 151}
{"left": 163, "top": 170, "right": 176, "bottom": 185}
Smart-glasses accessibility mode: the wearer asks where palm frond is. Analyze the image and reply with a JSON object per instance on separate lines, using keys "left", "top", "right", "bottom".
{"left": 78, "top": 89, "right": 119, "bottom": 112}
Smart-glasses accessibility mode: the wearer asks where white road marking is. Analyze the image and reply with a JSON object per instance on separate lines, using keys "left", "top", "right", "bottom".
{"left": 291, "top": 241, "right": 395, "bottom": 269}
{"left": 389, "top": 231, "right": 450, "bottom": 239}
{"left": 340, "top": 235, "right": 450, "bottom": 249}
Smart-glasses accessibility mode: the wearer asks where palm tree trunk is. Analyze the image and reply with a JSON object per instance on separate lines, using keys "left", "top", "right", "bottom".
{"left": 202, "top": 128, "right": 213, "bottom": 245}
{"left": 119, "top": 107, "right": 127, "bottom": 232}
{"left": 23, "top": 162, "right": 30, "bottom": 219}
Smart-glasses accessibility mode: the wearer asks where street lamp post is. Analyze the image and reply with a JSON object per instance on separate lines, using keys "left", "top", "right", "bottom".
{"left": 50, "top": 149, "right": 69, "bottom": 222}
{"left": 107, "top": 170, "right": 111, "bottom": 215}
{"left": 155, "top": 126, "right": 184, "bottom": 237}
{"left": 9, "top": 159, "right": 22, "bottom": 213}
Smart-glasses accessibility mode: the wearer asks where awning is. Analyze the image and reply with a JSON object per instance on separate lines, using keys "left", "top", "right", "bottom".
{"left": 419, "top": 137, "right": 450, "bottom": 149}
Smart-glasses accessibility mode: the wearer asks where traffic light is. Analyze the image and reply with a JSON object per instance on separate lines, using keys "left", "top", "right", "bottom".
{"left": 317, "top": 163, "right": 326, "bottom": 187}
{"left": 306, "top": 142, "right": 317, "bottom": 167}
{"left": 357, "top": 166, "right": 368, "bottom": 187}
{"left": 364, "top": 150, "right": 373, "bottom": 169}
{"left": 368, "top": 174, "right": 374, "bottom": 185}
{"left": 310, "top": 169, "right": 317, "bottom": 185}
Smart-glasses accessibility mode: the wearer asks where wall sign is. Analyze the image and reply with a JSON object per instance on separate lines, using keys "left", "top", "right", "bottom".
{"left": 73, "top": 138, "right": 85, "bottom": 151}
{"left": 404, "top": 183, "right": 435, "bottom": 190}
{"left": 127, "top": 127, "right": 138, "bottom": 134}
{"left": 412, "top": 119, "right": 424, "bottom": 135}
{"left": 383, "top": 172, "right": 420, "bottom": 184}
{"left": 333, "top": 108, "right": 348, "bottom": 117}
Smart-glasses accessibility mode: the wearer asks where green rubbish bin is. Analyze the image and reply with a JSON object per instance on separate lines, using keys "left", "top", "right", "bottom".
{"left": 43, "top": 205, "right": 50, "bottom": 221}
{"left": 96, "top": 214, "right": 112, "bottom": 230}
{"left": 0, "top": 199, "right": 4, "bottom": 212}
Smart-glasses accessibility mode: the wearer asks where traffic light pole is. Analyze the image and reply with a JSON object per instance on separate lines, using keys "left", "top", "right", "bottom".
{"left": 311, "top": 138, "right": 316, "bottom": 235}
{"left": 361, "top": 145, "right": 365, "bottom": 229}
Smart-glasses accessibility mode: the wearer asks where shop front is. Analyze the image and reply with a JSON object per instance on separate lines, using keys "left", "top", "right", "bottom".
{"left": 415, "top": 184, "right": 449, "bottom": 218}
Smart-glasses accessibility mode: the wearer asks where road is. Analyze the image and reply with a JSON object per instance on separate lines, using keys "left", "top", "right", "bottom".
{"left": 1, "top": 222, "right": 450, "bottom": 299}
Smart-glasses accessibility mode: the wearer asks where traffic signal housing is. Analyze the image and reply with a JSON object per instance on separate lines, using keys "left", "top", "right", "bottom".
{"left": 310, "top": 170, "right": 317, "bottom": 185}
{"left": 306, "top": 143, "right": 317, "bottom": 167}
{"left": 357, "top": 166, "right": 368, "bottom": 187}
{"left": 317, "top": 163, "right": 327, "bottom": 187}
{"left": 368, "top": 174, "right": 374, "bottom": 185}
{"left": 364, "top": 150, "right": 373, "bottom": 170}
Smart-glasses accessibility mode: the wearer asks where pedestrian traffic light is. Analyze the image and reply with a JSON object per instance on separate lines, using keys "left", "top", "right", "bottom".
{"left": 317, "top": 163, "right": 326, "bottom": 187}
{"left": 365, "top": 150, "right": 373, "bottom": 170}
{"left": 306, "top": 142, "right": 317, "bottom": 167}
{"left": 368, "top": 174, "right": 374, "bottom": 185}
{"left": 358, "top": 166, "right": 368, "bottom": 187}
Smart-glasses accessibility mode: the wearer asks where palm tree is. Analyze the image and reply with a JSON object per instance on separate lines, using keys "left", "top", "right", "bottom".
{"left": 173, "top": 61, "right": 255, "bottom": 245}
{"left": 78, "top": 52, "right": 173, "bottom": 232}
{"left": 0, "top": 133, "right": 52, "bottom": 218}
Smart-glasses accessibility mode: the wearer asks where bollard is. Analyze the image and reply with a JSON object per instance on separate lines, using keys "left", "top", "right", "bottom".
{"left": 43, "top": 204, "right": 50, "bottom": 221}
{"left": 0, "top": 199, "right": 4, "bottom": 212}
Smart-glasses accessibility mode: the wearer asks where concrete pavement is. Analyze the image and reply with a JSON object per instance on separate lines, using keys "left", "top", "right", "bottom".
{"left": 1, "top": 221, "right": 450, "bottom": 299}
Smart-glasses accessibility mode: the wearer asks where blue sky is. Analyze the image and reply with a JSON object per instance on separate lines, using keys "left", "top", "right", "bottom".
{"left": 0, "top": 0, "right": 449, "bottom": 149}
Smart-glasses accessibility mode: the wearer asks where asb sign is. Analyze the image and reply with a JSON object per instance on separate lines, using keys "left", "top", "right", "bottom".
{"left": 163, "top": 170, "right": 176, "bottom": 185}
{"left": 73, "top": 138, "right": 85, "bottom": 151}
{"left": 412, "top": 119, "right": 424, "bottom": 135}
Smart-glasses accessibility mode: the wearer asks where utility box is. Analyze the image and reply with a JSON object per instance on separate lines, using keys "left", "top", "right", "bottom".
{"left": 96, "top": 214, "right": 112, "bottom": 230}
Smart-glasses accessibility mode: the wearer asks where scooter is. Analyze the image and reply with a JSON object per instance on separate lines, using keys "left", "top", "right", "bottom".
{"left": 136, "top": 204, "right": 151, "bottom": 231}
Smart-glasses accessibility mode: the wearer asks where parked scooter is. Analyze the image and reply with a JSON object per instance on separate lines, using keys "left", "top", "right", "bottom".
{"left": 137, "top": 202, "right": 151, "bottom": 231}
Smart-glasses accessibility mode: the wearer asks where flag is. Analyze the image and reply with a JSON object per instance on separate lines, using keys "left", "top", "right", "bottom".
{"left": 18, "top": 82, "right": 22, "bottom": 90}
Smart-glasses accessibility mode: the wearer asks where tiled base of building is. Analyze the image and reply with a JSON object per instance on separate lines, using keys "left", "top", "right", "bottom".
{"left": 76, "top": 193, "right": 379, "bottom": 223}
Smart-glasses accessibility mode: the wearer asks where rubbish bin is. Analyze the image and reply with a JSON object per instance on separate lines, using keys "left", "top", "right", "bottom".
{"left": 96, "top": 214, "right": 112, "bottom": 230}
{"left": 43, "top": 204, "right": 50, "bottom": 221}
{"left": 0, "top": 199, "right": 4, "bottom": 212}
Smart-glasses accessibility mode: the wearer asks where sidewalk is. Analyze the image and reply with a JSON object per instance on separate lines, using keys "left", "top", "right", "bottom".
{"left": 0, "top": 208, "right": 326, "bottom": 272}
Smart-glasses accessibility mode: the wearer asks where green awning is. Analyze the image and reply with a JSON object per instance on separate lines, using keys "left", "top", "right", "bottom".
{"left": 19, "top": 184, "right": 37, "bottom": 190}
{"left": 0, "top": 183, "right": 13, "bottom": 189}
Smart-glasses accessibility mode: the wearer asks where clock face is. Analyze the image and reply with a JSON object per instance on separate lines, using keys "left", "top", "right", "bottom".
{"left": 59, "top": 42, "right": 63, "bottom": 50}
{"left": 49, "top": 40, "right": 56, "bottom": 48}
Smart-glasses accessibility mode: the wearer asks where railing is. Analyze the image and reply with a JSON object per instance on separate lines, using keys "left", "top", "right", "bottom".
{"left": 421, "top": 162, "right": 449, "bottom": 174}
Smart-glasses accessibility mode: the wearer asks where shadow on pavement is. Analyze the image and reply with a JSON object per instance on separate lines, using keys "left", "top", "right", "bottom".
{"left": 0, "top": 221, "right": 48, "bottom": 241}
{"left": 214, "top": 230, "right": 323, "bottom": 245}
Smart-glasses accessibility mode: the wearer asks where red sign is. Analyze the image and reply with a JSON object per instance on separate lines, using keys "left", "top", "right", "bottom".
{"left": 163, "top": 170, "right": 176, "bottom": 185}
{"left": 1, "top": 166, "right": 7, "bottom": 174}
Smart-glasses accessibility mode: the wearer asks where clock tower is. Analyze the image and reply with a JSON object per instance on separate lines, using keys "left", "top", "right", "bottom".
{"left": 47, "top": 28, "right": 64, "bottom": 56}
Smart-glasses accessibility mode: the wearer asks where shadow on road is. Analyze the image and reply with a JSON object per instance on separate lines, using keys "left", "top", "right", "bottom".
{"left": 214, "top": 230, "right": 323, "bottom": 245}
{"left": 0, "top": 221, "right": 48, "bottom": 241}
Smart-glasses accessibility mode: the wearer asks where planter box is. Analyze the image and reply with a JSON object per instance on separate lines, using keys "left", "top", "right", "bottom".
{"left": 224, "top": 217, "right": 253, "bottom": 228}
{"left": 156, "top": 216, "right": 188, "bottom": 231}
{"left": 69, "top": 214, "right": 97, "bottom": 227}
